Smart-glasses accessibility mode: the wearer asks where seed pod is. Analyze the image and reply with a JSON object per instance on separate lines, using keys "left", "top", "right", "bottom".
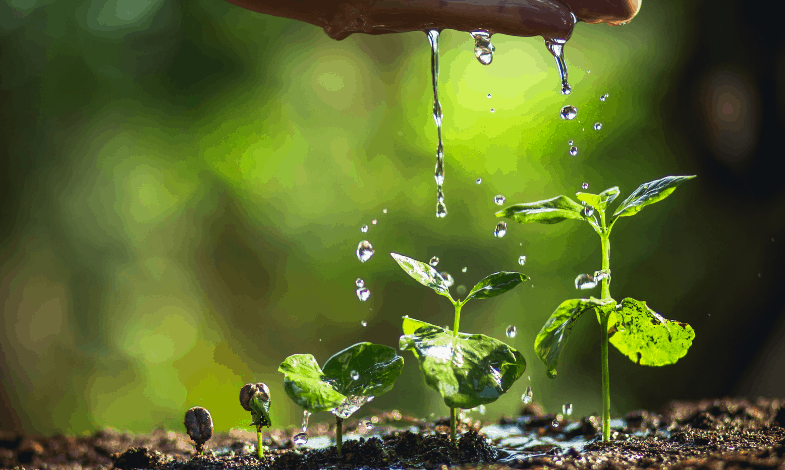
{"left": 184, "top": 406, "right": 213, "bottom": 453}
{"left": 240, "top": 383, "right": 270, "bottom": 411}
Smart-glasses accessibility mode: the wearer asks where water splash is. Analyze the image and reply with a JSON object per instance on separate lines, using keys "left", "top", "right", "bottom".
{"left": 356, "top": 241, "right": 374, "bottom": 262}
{"left": 470, "top": 31, "right": 495, "bottom": 65}
{"left": 427, "top": 30, "right": 447, "bottom": 218}
{"left": 545, "top": 39, "right": 571, "bottom": 94}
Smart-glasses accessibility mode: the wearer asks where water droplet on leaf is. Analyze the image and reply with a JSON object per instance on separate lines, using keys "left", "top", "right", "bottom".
{"left": 356, "top": 241, "right": 374, "bottom": 263}
{"left": 365, "top": 420, "right": 374, "bottom": 429}
{"left": 490, "top": 108, "right": 495, "bottom": 113}
{"left": 440, "top": 272, "right": 454, "bottom": 287}
{"left": 575, "top": 273, "right": 598, "bottom": 290}
{"left": 560, "top": 106, "right": 578, "bottom": 120}
{"left": 583, "top": 205, "right": 594, "bottom": 217}
{"left": 506, "top": 325, "right": 517, "bottom": 338}
{"left": 494, "top": 222, "right": 507, "bottom": 237}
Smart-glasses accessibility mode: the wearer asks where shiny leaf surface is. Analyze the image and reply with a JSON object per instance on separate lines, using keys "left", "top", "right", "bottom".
{"left": 495, "top": 195, "right": 585, "bottom": 224}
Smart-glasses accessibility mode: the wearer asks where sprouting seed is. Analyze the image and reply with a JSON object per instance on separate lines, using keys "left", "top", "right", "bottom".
{"left": 184, "top": 407, "right": 213, "bottom": 455}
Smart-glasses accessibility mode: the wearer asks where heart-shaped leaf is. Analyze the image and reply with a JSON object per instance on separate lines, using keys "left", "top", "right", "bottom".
{"left": 465, "top": 272, "right": 528, "bottom": 302}
{"left": 279, "top": 343, "right": 404, "bottom": 415}
{"left": 399, "top": 317, "right": 526, "bottom": 409}
{"left": 535, "top": 298, "right": 616, "bottom": 378}
{"left": 391, "top": 253, "right": 452, "bottom": 298}
{"left": 495, "top": 195, "right": 584, "bottom": 225}
{"left": 612, "top": 175, "right": 695, "bottom": 220}
{"left": 608, "top": 298, "right": 694, "bottom": 366}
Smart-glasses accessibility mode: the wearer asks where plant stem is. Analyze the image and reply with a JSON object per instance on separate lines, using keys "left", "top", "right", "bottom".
{"left": 450, "top": 407, "right": 456, "bottom": 443}
{"left": 256, "top": 425, "right": 263, "bottom": 459}
{"left": 599, "top": 211, "right": 611, "bottom": 442}
{"left": 336, "top": 416, "right": 343, "bottom": 457}
{"left": 449, "top": 302, "right": 462, "bottom": 444}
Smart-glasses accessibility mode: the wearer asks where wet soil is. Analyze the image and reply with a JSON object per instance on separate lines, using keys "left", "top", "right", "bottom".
{"left": 2, "top": 397, "right": 784, "bottom": 470}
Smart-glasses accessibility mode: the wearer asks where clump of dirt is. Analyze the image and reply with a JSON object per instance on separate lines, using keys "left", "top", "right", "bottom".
{"left": 1, "top": 397, "right": 783, "bottom": 470}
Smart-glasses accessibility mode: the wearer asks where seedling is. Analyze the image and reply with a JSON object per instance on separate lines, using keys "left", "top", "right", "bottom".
{"left": 391, "top": 253, "right": 528, "bottom": 444}
{"left": 240, "top": 382, "right": 271, "bottom": 459}
{"left": 184, "top": 406, "right": 213, "bottom": 455}
{"left": 496, "top": 175, "right": 697, "bottom": 442}
{"left": 279, "top": 342, "right": 403, "bottom": 457}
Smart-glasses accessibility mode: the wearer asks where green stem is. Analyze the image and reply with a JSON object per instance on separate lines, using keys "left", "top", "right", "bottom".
{"left": 450, "top": 407, "right": 456, "bottom": 443}
{"left": 449, "top": 302, "right": 462, "bottom": 444}
{"left": 599, "top": 212, "right": 611, "bottom": 442}
{"left": 336, "top": 417, "right": 343, "bottom": 457}
{"left": 257, "top": 425, "right": 263, "bottom": 459}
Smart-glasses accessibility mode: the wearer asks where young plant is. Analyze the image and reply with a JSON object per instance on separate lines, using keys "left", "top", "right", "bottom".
{"left": 184, "top": 406, "right": 213, "bottom": 455}
{"left": 391, "top": 253, "right": 528, "bottom": 444}
{"left": 496, "top": 175, "right": 697, "bottom": 442}
{"left": 240, "top": 382, "right": 272, "bottom": 459}
{"left": 279, "top": 342, "right": 403, "bottom": 457}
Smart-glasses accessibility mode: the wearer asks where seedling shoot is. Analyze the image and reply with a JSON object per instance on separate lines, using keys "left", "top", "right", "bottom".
{"left": 240, "top": 383, "right": 272, "bottom": 459}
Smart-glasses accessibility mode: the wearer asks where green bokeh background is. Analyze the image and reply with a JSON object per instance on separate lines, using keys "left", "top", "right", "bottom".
{"left": 2, "top": 0, "right": 782, "bottom": 436}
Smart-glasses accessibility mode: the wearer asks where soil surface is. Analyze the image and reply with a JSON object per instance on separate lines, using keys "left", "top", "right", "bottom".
{"left": 2, "top": 397, "right": 784, "bottom": 470}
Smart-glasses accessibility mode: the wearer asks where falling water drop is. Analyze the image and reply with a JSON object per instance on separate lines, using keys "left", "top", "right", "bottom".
{"left": 356, "top": 278, "right": 364, "bottom": 288}
{"left": 293, "top": 433, "right": 308, "bottom": 446}
{"left": 301, "top": 410, "right": 311, "bottom": 433}
{"left": 487, "top": 93, "right": 492, "bottom": 98}
{"left": 494, "top": 222, "right": 507, "bottom": 238}
{"left": 429, "top": 256, "right": 440, "bottom": 267}
{"left": 361, "top": 320, "right": 368, "bottom": 327}
{"left": 469, "top": 31, "right": 495, "bottom": 65}
{"left": 583, "top": 205, "right": 594, "bottom": 217}
{"left": 361, "top": 225, "right": 369, "bottom": 233}
{"left": 568, "top": 140, "right": 574, "bottom": 146}
{"left": 490, "top": 108, "right": 495, "bottom": 113}
{"left": 372, "top": 219, "right": 378, "bottom": 224}
{"left": 600, "top": 93, "right": 609, "bottom": 101}
{"left": 494, "top": 195, "right": 506, "bottom": 205}
{"left": 545, "top": 39, "right": 571, "bottom": 94}
{"left": 522, "top": 385, "right": 533, "bottom": 404}
{"left": 594, "top": 122, "right": 602, "bottom": 131}
{"left": 563, "top": 403, "right": 573, "bottom": 416}
{"left": 382, "top": 208, "right": 388, "bottom": 214}
{"left": 351, "top": 370, "right": 360, "bottom": 380}
{"left": 518, "top": 255, "right": 526, "bottom": 266}
{"left": 427, "top": 30, "right": 447, "bottom": 218}
{"left": 575, "top": 273, "right": 598, "bottom": 290}
{"left": 552, "top": 419, "right": 559, "bottom": 428}
{"left": 475, "top": 178, "right": 482, "bottom": 184}
{"left": 461, "top": 267, "right": 467, "bottom": 273}
{"left": 560, "top": 106, "right": 578, "bottom": 120}
{"left": 506, "top": 325, "right": 517, "bottom": 338}
{"left": 569, "top": 146, "right": 578, "bottom": 156}
{"left": 440, "top": 272, "right": 455, "bottom": 287}
{"left": 356, "top": 241, "right": 374, "bottom": 263}
{"left": 356, "top": 288, "right": 371, "bottom": 301}
{"left": 582, "top": 182, "right": 589, "bottom": 190}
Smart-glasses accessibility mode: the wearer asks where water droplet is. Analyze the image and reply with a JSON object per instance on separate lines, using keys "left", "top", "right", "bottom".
{"left": 293, "top": 432, "right": 308, "bottom": 446}
{"left": 568, "top": 140, "right": 574, "bottom": 146}
{"left": 583, "top": 205, "right": 594, "bottom": 217}
{"left": 560, "top": 106, "right": 578, "bottom": 120}
{"left": 521, "top": 385, "right": 533, "bottom": 404}
{"left": 361, "top": 320, "right": 368, "bottom": 327}
{"left": 582, "top": 182, "right": 589, "bottom": 190}
{"left": 600, "top": 93, "right": 609, "bottom": 101}
{"left": 551, "top": 419, "right": 559, "bottom": 427}
{"left": 351, "top": 370, "right": 359, "bottom": 380}
{"left": 518, "top": 255, "right": 526, "bottom": 266}
{"left": 356, "top": 241, "right": 374, "bottom": 263}
{"left": 428, "top": 30, "right": 447, "bottom": 219}
{"left": 593, "top": 122, "right": 602, "bottom": 131}
{"left": 332, "top": 395, "right": 374, "bottom": 419}
{"left": 593, "top": 269, "right": 611, "bottom": 283}
{"left": 461, "top": 266, "right": 467, "bottom": 273}
{"left": 569, "top": 146, "right": 578, "bottom": 156}
{"left": 372, "top": 219, "right": 378, "bottom": 224}
{"left": 506, "top": 325, "right": 517, "bottom": 338}
{"left": 470, "top": 31, "right": 495, "bottom": 65}
{"left": 494, "top": 195, "right": 506, "bottom": 205}
{"left": 563, "top": 403, "right": 573, "bottom": 416}
{"left": 436, "top": 201, "right": 447, "bottom": 218}
{"left": 365, "top": 420, "right": 374, "bottom": 429}
{"left": 361, "top": 225, "right": 369, "bottom": 233}
{"left": 587, "top": 70, "right": 591, "bottom": 74}
{"left": 494, "top": 222, "right": 507, "bottom": 237}
{"left": 440, "top": 272, "right": 454, "bottom": 287}
{"left": 356, "top": 287, "right": 371, "bottom": 301}
{"left": 382, "top": 208, "right": 388, "bottom": 214}
{"left": 475, "top": 178, "right": 482, "bottom": 184}
{"left": 399, "top": 335, "right": 414, "bottom": 351}
{"left": 301, "top": 410, "right": 311, "bottom": 432}
{"left": 429, "top": 256, "right": 440, "bottom": 267}
{"left": 456, "top": 285, "right": 467, "bottom": 295}
{"left": 575, "top": 273, "right": 598, "bottom": 290}
{"left": 545, "top": 39, "right": 571, "bottom": 94}
{"left": 356, "top": 278, "right": 365, "bottom": 288}
{"left": 487, "top": 93, "right": 492, "bottom": 98}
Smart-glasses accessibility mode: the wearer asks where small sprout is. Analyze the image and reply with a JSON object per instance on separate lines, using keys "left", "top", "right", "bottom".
{"left": 240, "top": 382, "right": 271, "bottom": 459}
{"left": 184, "top": 406, "right": 213, "bottom": 455}
{"left": 497, "top": 175, "right": 696, "bottom": 442}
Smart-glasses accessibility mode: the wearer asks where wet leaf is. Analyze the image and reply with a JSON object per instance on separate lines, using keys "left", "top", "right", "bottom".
{"left": 535, "top": 298, "right": 616, "bottom": 378}
{"left": 391, "top": 253, "right": 451, "bottom": 297}
{"left": 279, "top": 343, "right": 404, "bottom": 414}
{"left": 465, "top": 272, "right": 528, "bottom": 301}
{"left": 599, "top": 187, "right": 621, "bottom": 206}
{"left": 399, "top": 317, "right": 526, "bottom": 409}
{"left": 612, "top": 175, "right": 695, "bottom": 219}
{"left": 249, "top": 393, "right": 271, "bottom": 428}
{"left": 495, "top": 195, "right": 584, "bottom": 225}
{"left": 577, "top": 187, "right": 621, "bottom": 213}
{"left": 608, "top": 298, "right": 694, "bottom": 366}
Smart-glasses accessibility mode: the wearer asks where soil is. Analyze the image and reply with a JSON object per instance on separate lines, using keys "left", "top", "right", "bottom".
{"left": 2, "top": 397, "right": 784, "bottom": 470}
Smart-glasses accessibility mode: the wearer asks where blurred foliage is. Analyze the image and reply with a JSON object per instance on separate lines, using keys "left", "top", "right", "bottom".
{"left": 1, "top": 0, "right": 782, "bottom": 438}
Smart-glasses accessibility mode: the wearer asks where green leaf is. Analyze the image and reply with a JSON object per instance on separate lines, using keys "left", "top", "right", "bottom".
{"left": 399, "top": 317, "right": 526, "bottom": 409}
{"left": 279, "top": 354, "right": 346, "bottom": 413}
{"left": 278, "top": 344, "right": 404, "bottom": 415}
{"left": 391, "top": 253, "right": 451, "bottom": 297}
{"left": 612, "top": 175, "right": 695, "bottom": 219}
{"left": 495, "top": 195, "right": 585, "bottom": 225}
{"left": 249, "top": 393, "right": 272, "bottom": 428}
{"left": 535, "top": 298, "right": 616, "bottom": 378}
{"left": 465, "top": 272, "right": 528, "bottom": 302}
{"left": 608, "top": 298, "right": 695, "bottom": 366}
{"left": 599, "top": 187, "right": 621, "bottom": 206}
{"left": 576, "top": 187, "right": 620, "bottom": 213}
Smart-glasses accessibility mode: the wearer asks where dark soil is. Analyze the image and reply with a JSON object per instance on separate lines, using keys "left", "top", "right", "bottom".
{"left": 2, "top": 398, "right": 784, "bottom": 470}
